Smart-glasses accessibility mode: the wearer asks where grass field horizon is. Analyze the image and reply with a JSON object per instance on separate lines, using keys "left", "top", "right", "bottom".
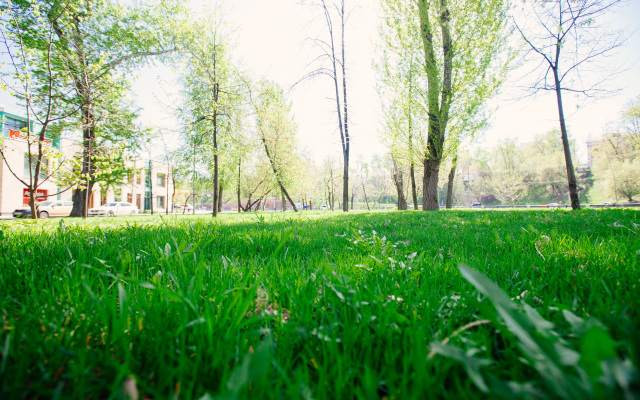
{"left": 1, "top": 209, "right": 638, "bottom": 399}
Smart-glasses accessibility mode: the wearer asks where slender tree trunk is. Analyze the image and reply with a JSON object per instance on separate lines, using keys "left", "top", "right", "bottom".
{"left": 166, "top": 166, "right": 170, "bottom": 214}
{"left": 259, "top": 136, "right": 298, "bottom": 212}
{"left": 446, "top": 155, "right": 457, "bottom": 209}
{"left": 212, "top": 83, "right": 220, "bottom": 217}
{"left": 340, "top": 1, "right": 349, "bottom": 212}
{"left": 149, "top": 162, "right": 154, "bottom": 215}
{"left": 408, "top": 56, "right": 418, "bottom": 210}
{"left": 321, "top": 0, "right": 350, "bottom": 212}
{"left": 237, "top": 159, "right": 241, "bottom": 213}
{"left": 410, "top": 162, "right": 418, "bottom": 210}
{"left": 278, "top": 182, "right": 298, "bottom": 212}
{"left": 361, "top": 174, "right": 370, "bottom": 211}
{"left": 218, "top": 184, "right": 223, "bottom": 213}
{"left": 171, "top": 171, "right": 176, "bottom": 214}
{"left": 343, "top": 149, "right": 349, "bottom": 212}
{"left": 553, "top": 70, "right": 580, "bottom": 210}
{"left": 392, "top": 158, "right": 407, "bottom": 210}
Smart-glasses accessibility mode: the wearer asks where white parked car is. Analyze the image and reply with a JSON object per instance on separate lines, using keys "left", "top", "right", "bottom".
{"left": 88, "top": 202, "right": 138, "bottom": 216}
{"left": 13, "top": 200, "right": 73, "bottom": 218}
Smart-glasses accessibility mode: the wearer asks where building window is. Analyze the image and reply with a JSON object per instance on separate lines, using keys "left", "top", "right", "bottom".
{"left": 136, "top": 172, "right": 141, "bottom": 185}
{"left": 157, "top": 196, "right": 165, "bottom": 208}
{"left": 57, "top": 187, "right": 61, "bottom": 200}
{"left": 4, "top": 117, "right": 27, "bottom": 136}
{"left": 23, "top": 154, "right": 47, "bottom": 179}
{"left": 157, "top": 173, "right": 166, "bottom": 187}
{"left": 127, "top": 193, "right": 132, "bottom": 203}
{"left": 115, "top": 188, "right": 122, "bottom": 201}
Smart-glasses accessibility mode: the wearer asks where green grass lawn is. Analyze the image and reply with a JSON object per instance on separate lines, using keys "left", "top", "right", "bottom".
{"left": 1, "top": 209, "right": 638, "bottom": 399}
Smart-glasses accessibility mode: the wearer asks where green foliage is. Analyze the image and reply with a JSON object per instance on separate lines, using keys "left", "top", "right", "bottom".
{"left": 460, "top": 130, "right": 586, "bottom": 206}
{"left": 589, "top": 96, "right": 640, "bottom": 203}
{"left": 254, "top": 80, "right": 304, "bottom": 192}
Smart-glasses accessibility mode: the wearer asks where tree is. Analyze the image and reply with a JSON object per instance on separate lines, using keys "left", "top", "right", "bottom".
{"left": 514, "top": 0, "right": 626, "bottom": 210}
{"left": 390, "top": 155, "right": 408, "bottom": 210}
{"left": 377, "top": 0, "right": 511, "bottom": 210}
{"left": 419, "top": 0, "right": 512, "bottom": 210}
{"left": 610, "top": 161, "right": 639, "bottom": 202}
{"left": 0, "top": 1, "right": 79, "bottom": 219}
{"left": 251, "top": 80, "right": 301, "bottom": 212}
{"left": 374, "top": 29, "right": 424, "bottom": 210}
{"left": 590, "top": 96, "right": 640, "bottom": 203}
{"left": 177, "top": 4, "right": 239, "bottom": 217}
{"left": 10, "top": 0, "right": 182, "bottom": 217}
{"left": 300, "top": 0, "right": 351, "bottom": 212}
{"left": 620, "top": 95, "right": 640, "bottom": 146}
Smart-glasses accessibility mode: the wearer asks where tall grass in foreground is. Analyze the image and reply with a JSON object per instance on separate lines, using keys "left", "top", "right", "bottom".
{"left": 0, "top": 209, "right": 638, "bottom": 399}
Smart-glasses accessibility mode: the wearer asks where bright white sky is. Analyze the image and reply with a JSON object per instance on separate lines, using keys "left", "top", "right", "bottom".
{"left": 2, "top": 0, "right": 639, "bottom": 166}
{"left": 133, "top": 0, "right": 640, "bottom": 165}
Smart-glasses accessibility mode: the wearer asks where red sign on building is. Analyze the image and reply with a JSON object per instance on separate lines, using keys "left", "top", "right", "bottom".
{"left": 9, "top": 129, "right": 23, "bottom": 139}
{"left": 9, "top": 129, "right": 48, "bottom": 143}
{"left": 23, "top": 189, "right": 48, "bottom": 206}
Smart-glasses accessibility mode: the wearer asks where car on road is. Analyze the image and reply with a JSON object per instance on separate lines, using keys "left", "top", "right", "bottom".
{"left": 603, "top": 201, "right": 616, "bottom": 206}
{"left": 88, "top": 202, "right": 138, "bottom": 216}
{"left": 547, "top": 203, "right": 560, "bottom": 208}
{"left": 471, "top": 202, "right": 482, "bottom": 207}
{"left": 13, "top": 200, "right": 73, "bottom": 218}
{"left": 12, "top": 208, "right": 32, "bottom": 218}
{"left": 320, "top": 205, "right": 329, "bottom": 210}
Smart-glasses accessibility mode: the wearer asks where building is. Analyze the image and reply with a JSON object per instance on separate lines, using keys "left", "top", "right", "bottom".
{"left": 0, "top": 108, "right": 174, "bottom": 216}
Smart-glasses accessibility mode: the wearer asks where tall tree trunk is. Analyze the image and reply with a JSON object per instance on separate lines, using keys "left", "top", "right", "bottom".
{"left": 423, "top": 159, "right": 440, "bottom": 210}
{"left": 212, "top": 82, "right": 220, "bottom": 218}
{"left": 343, "top": 149, "right": 349, "bottom": 212}
{"left": 218, "top": 184, "right": 223, "bottom": 213}
{"left": 408, "top": 56, "right": 418, "bottom": 211}
{"left": 321, "top": 0, "right": 350, "bottom": 212}
{"left": 340, "top": 1, "right": 349, "bottom": 212}
{"left": 410, "top": 163, "right": 418, "bottom": 209}
{"left": 29, "top": 190, "right": 37, "bottom": 220}
{"left": 419, "top": 0, "right": 453, "bottom": 211}
{"left": 446, "top": 155, "right": 457, "bottom": 209}
{"left": 70, "top": 107, "right": 96, "bottom": 218}
{"left": 553, "top": 70, "right": 580, "bottom": 210}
